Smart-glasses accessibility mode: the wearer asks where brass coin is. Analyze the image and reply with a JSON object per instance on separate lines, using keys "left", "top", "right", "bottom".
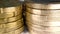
{"left": 0, "top": 6, "right": 22, "bottom": 18}
{"left": 46, "top": 3, "right": 60, "bottom": 9}
{"left": 26, "top": 2, "right": 60, "bottom": 9}
{"left": 27, "top": 21, "right": 60, "bottom": 32}
{"left": 26, "top": 2, "right": 47, "bottom": 9}
{"left": 0, "top": 15, "right": 22, "bottom": 24}
{"left": 29, "top": 27, "right": 60, "bottom": 34}
{"left": 26, "top": 19, "right": 60, "bottom": 26}
{"left": 5, "top": 26, "right": 24, "bottom": 34}
{"left": 26, "top": 12, "right": 60, "bottom": 26}
{"left": 26, "top": 7, "right": 60, "bottom": 16}
{"left": 0, "top": 19, "right": 23, "bottom": 32}
{"left": 7, "top": 15, "right": 22, "bottom": 22}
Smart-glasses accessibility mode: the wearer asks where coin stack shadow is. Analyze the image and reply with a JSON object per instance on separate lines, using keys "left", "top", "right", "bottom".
{"left": 25, "top": 0, "right": 60, "bottom": 34}
{"left": 0, "top": 0, "right": 24, "bottom": 34}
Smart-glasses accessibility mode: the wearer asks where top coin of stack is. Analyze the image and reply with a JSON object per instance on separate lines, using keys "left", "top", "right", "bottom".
{"left": 0, "top": 0, "right": 22, "bottom": 24}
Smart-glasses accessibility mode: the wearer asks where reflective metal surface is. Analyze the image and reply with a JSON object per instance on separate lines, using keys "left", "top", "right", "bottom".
{"left": 27, "top": 21, "right": 60, "bottom": 32}
{"left": 26, "top": 2, "right": 60, "bottom": 9}
{"left": 26, "top": 0, "right": 60, "bottom": 34}
{"left": 26, "top": 2, "right": 46, "bottom": 9}
{"left": 0, "top": 15, "right": 22, "bottom": 24}
{"left": 26, "top": 12, "right": 60, "bottom": 26}
{"left": 0, "top": 6, "right": 22, "bottom": 18}
{"left": 0, "top": 19, "right": 23, "bottom": 33}
{"left": 0, "top": 26, "right": 24, "bottom": 34}
{"left": 26, "top": 7, "right": 60, "bottom": 15}
{"left": 29, "top": 27, "right": 60, "bottom": 34}
{"left": 27, "top": 21, "right": 60, "bottom": 34}
{"left": 26, "top": 0, "right": 60, "bottom": 9}
{"left": 0, "top": 0, "right": 24, "bottom": 34}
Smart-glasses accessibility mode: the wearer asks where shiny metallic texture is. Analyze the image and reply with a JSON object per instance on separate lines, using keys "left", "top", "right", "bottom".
{"left": 26, "top": 2, "right": 46, "bottom": 10}
{"left": 5, "top": 26, "right": 24, "bottom": 34}
{"left": 29, "top": 27, "right": 60, "bottom": 34}
{"left": 27, "top": 21, "right": 60, "bottom": 34}
{"left": 27, "top": 21, "right": 60, "bottom": 32}
{"left": 25, "top": 0, "right": 60, "bottom": 34}
{"left": 26, "top": 12, "right": 60, "bottom": 26}
{"left": 26, "top": 1, "right": 60, "bottom": 9}
{"left": 0, "top": 26, "right": 24, "bottom": 34}
{"left": 0, "top": 6, "right": 22, "bottom": 18}
{"left": 0, "top": 0, "right": 24, "bottom": 34}
{"left": 26, "top": 7, "right": 60, "bottom": 16}
{"left": 0, "top": 15, "right": 22, "bottom": 24}
{"left": 0, "top": 19, "right": 23, "bottom": 33}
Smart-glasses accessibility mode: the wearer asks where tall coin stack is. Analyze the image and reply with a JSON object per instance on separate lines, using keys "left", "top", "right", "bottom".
{"left": 25, "top": 0, "right": 60, "bottom": 34}
{"left": 0, "top": 0, "right": 24, "bottom": 34}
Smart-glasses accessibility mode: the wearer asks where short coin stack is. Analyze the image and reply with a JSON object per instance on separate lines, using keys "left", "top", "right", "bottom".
{"left": 25, "top": 0, "right": 60, "bottom": 34}
{"left": 0, "top": 0, "right": 24, "bottom": 34}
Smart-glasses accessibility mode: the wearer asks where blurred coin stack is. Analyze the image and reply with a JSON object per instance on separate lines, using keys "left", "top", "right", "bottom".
{"left": 25, "top": 0, "right": 60, "bottom": 34}
{"left": 0, "top": 0, "right": 24, "bottom": 34}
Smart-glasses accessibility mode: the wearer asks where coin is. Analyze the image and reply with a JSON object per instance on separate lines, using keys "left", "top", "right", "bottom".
{"left": 0, "top": 6, "right": 22, "bottom": 18}
{"left": 0, "top": 19, "right": 23, "bottom": 32}
{"left": 26, "top": 7, "right": 60, "bottom": 16}
{"left": 0, "top": 15, "right": 22, "bottom": 24}
{"left": 26, "top": 2, "right": 47, "bottom": 10}
{"left": 27, "top": 22, "right": 60, "bottom": 32}
{"left": 26, "top": 12, "right": 60, "bottom": 26}
{"left": 29, "top": 27, "right": 60, "bottom": 34}
{"left": 26, "top": 1, "right": 60, "bottom": 9}
{"left": 5, "top": 26, "right": 24, "bottom": 34}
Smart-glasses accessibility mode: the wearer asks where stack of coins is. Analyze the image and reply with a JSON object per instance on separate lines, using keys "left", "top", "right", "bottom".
{"left": 25, "top": 0, "right": 60, "bottom": 34}
{"left": 0, "top": 0, "right": 24, "bottom": 34}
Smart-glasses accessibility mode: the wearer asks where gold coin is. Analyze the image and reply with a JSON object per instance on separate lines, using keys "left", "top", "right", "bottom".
{"left": 0, "top": 6, "right": 22, "bottom": 18}
{"left": 4, "top": 26, "right": 24, "bottom": 34}
{"left": 0, "top": 19, "right": 23, "bottom": 32}
{"left": 27, "top": 21, "right": 60, "bottom": 32}
{"left": 46, "top": 3, "right": 60, "bottom": 9}
{"left": 26, "top": 2, "right": 47, "bottom": 9}
{"left": 29, "top": 26, "right": 60, "bottom": 34}
{"left": 26, "top": 18, "right": 60, "bottom": 26}
{"left": 26, "top": 7, "right": 60, "bottom": 16}
{"left": 0, "top": 15, "right": 22, "bottom": 24}
{"left": 26, "top": 12, "right": 60, "bottom": 26}
{"left": 26, "top": 2, "right": 60, "bottom": 9}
